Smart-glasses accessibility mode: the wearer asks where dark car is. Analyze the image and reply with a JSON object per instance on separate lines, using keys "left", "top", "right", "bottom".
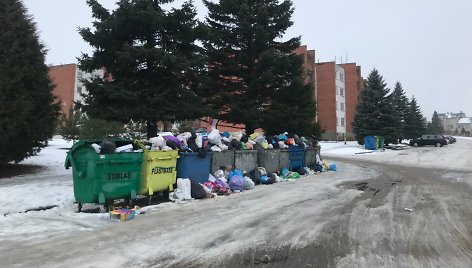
{"left": 444, "top": 135, "right": 456, "bottom": 144}
{"left": 409, "top": 134, "right": 447, "bottom": 147}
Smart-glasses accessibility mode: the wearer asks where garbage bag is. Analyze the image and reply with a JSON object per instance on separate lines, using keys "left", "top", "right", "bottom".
{"left": 244, "top": 177, "right": 255, "bottom": 190}
{"left": 100, "top": 139, "right": 116, "bottom": 154}
{"left": 229, "top": 175, "right": 245, "bottom": 192}
{"left": 176, "top": 178, "right": 192, "bottom": 200}
{"left": 208, "top": 129, "right": 222, "bottom": 146}
{"left": 191, "top": 181, "right": 207, "bottom": 199}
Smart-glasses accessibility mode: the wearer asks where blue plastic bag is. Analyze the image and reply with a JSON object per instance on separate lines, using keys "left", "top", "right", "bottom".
{"left": 330, "top": 163, "right": 337, "bottom": 171}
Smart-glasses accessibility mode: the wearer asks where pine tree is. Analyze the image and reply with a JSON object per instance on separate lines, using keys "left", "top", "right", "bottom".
{"left": 203, "top": 0, "right": 319, "bottom": 136}
{"left": 0, "top": 0, "right": 60, "bottom": 163}
{"left": 353, "top": 69, "right": 396, "bottom": 144}
{"left": 79, "top": 0, "right": 207, "bottom": 138}
{"left": 59, "top": 106, "right": 84, "bottom": 142}
{"left": 391, "top": 82, "right": 409, "bottom": 142}
{"left": 427, "top": 110, "right": 444, "bottom": 134}
{"left": 403, "top": 96, "right": 426, "bottom": 139}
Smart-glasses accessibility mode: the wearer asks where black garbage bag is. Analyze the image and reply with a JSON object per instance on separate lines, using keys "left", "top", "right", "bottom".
{"left": 231, "top": 139, "right": 243, "bottom": 150}
{"left": 100, "top": 140, "right": 116, "bottom": 154}
{"left": 249, "top": 168, "right": 262, "bottom": 185}
{"left": 191, "top": 181, "right": 207, "bottom": 199}
{"left": 166, "top": 140, "right": 178, "bottom": 150}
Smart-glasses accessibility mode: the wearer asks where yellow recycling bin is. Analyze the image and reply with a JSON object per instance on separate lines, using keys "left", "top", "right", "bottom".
{"left": 137, "top": 142, "right": 179, "bottom": 200}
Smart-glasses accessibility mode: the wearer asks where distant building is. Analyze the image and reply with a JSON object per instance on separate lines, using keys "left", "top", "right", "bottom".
{"left": 48, "top": 63, "right": 104, "bottom": 116}
{"left": 315, "top": 62, "right": 346, "bottom": 140}
{"left": 437, "top": 112, "right": 466, "bottom": 134}
{"left": 457, "top": 117, "right": 472, "bottom": 134}
{"left": 339, "top": 63, "right": 364, "bottom": 139}
{"left": 293, "top": 45, "right": 364, "bottom": 140}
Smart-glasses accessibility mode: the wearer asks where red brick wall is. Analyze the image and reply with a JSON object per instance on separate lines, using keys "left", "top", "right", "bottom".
{"left": 48, "top": 64, "right": 76, "bottom": 116}
{"left": 315, "top": 62, "right": 337, "bottom": 134}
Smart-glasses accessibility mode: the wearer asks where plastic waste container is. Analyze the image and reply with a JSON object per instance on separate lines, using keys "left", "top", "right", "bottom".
{"left": 279, "top": 149, "right": 290, "bottom": 171}
{"left": 257, "top": 149, "right": 280, "bottom": 174}
{"left": 376, "top": 136, "right": 385, "bottom": 150}
{"left": 65, "top": 139, "right": 143, "bottom": 212}
{"left": 211, "top": 150, "right": 235, "bottom": 174}
{"left": 364, "top": 136, "right": 376, "bottom": 150}
{"left": 289, "top": 146, "right": 305, "bottom": 170}
{"left": 234, "top": 150, "right": 258, "bottom": 173}
{"left": 304, "top": 147, "right": 319, "bottom": 167}
{"left": 176, "top": 152, "right": 212, "bottom": 183}
{"left": 136, "top": 142, "right": 179, "bottom": 200}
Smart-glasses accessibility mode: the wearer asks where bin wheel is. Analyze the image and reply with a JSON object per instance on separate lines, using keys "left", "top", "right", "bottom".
{"left": 77, "top": 203, "right": 83, "bottom": 213}
{"left": 130, "top": 198, "right": 136, "bottom": 208}
{"left": 99, "top": 204, "right": 106, "bottom": 213}
{"left": 99, "top": 202, "right": 111, "bottom": 213}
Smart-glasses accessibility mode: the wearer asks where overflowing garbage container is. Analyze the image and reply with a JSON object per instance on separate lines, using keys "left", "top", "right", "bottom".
{"left": 304, "top": 147, "right": 319, "bottom": 167}
{"left": 211, "top": 150, "right": 235, "bottom": 174}
{"left": 279, "top": 149, "right": 290, "bottom": 171}
{"left": 176, "top": 152, "right": 212, "bottom": 183}
{"left": 234, "top": 150, "right": 258, "bottom": 173}
{"left": 257, "top": 149, "right": 280, "bottom": 174}
{"left": 289, "top": 147, "right": 305, "bottom": 170}
{"left": 65, "top": 139, "right": 143, "bottom": 212}
{"left": 136, "top": 142, "right": 179, "bottom": 202}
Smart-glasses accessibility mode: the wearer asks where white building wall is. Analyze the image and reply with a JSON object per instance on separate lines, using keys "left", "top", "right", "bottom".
{"left": 335, "top": 65, "right": 346, "bottom": 137}
{"left": 73, "top": 68, "right": 104, "bottom": 105}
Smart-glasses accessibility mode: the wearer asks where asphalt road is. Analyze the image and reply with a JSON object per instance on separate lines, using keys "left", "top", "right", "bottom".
{"left": 1, "top": 158, "right": 471, "bottom": 267}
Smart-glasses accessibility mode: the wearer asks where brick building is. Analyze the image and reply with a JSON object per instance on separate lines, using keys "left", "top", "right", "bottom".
{"left": 48, "top": 63, "right": 103, "bottom": 116}
{"left": 316, "top": 62, "right": 346, "bottom": 140}
{"left": 293, "top": 45, "right": 364, "bottom": 140}
{"left": 339, "top": 63, "right": 364, "bottom": 139}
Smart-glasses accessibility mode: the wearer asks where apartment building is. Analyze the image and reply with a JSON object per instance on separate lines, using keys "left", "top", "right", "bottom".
{"left": 438, "top": 112, "right": 466, "bottom": 134}
{"left": 316, "top": 62, "right": 346, "bottom": 140}
{"left": 339, "top": 63, "right": 363, "bottom": 139}
{"left": 48, "top": 63, "right": 104, "bottom": 116}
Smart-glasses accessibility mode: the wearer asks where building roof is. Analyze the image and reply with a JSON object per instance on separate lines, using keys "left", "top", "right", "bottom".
{"left": 458, "top": 117, "right": 472, "bottom": 124}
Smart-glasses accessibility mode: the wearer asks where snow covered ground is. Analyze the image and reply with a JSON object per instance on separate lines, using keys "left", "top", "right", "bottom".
{"left": 321, "top": 137, "right": 472, "bottom": 171}
{"left": 1, "top": 136, "right": 471, "bottom": 267}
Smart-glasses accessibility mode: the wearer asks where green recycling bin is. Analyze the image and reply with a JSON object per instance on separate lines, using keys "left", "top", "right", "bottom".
{"left": 65, "top": 139, "right": 143, "bottom": 212}
{"left": 376, "top": 136, "right": 385, "bottom": 150}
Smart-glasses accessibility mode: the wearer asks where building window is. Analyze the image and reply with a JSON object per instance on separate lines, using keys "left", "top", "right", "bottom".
{"left": 341, "top": 118, "right": 345, "bottom": 127}
{"left": 340, "top": 102, "right": 345, "bottom": 111}
{"left": 340, "top": 87, "right": 344, "bottom": 96}
{"left": 337, "top": 116, "right": 339, "bottom": 126}
{"left": 77, "top": 71, "right": 83, "bottom": 79}
{"left": 340, "top": 73, "right": 344, "bottom": 82}
{"left": 77, "top": 86, "right": 82, "bottom": 94}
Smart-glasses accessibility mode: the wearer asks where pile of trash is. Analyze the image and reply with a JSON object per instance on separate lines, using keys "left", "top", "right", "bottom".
{"left": 143, "top": 129, "right": 321, "bottom": 153}
{"left": 168, "top": 159, "right": 335, "bottom": 203}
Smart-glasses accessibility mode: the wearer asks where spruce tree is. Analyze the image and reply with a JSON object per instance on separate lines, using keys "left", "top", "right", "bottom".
{"left": 79, "top": 0, "right": 207, "bottom": 138}
{"left": 59, "top": 106, "right": 84, "bottom": 142}
{"left": 403, "top": 96, "right": 426, "bottom": 139}
{"left": 427, "top": 110, "right": 444, "bottom": 134}
{"left": 379, "top": 93, "right": 401, "bottom": 144}
{"left": 391, "top": 82, "right": 409, "bottom": 142}
{"left": 203, "top": 0, "right": 319, "bottom": 136}
{"left": 353, "top": 69, "right": 394, "bottom": 143}
{"left": 0, "top": 0, "right": 60, "bottom": 163}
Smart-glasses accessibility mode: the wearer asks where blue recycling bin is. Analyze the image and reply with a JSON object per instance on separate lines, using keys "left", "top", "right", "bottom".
{"left": 364, "top": 136, "right": 376, "bottom": 150}
{"left": 289, "top": 146, "right": 305, "bottom": 170}
{"left": 176, "top": 152, "right": 212, "bottom": 183}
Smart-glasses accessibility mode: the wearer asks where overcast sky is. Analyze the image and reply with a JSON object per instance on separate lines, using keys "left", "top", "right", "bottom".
{"left": 23, "top": 0, "right": 472, "bottom": 119}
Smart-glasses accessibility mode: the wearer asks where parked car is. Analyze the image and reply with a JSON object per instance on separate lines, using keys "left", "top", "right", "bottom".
{"left": 444, "top": 135, "right": 456, "bottom": 144}
{"left": 409, "top": 134, "right": 447, "bottom": 147}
